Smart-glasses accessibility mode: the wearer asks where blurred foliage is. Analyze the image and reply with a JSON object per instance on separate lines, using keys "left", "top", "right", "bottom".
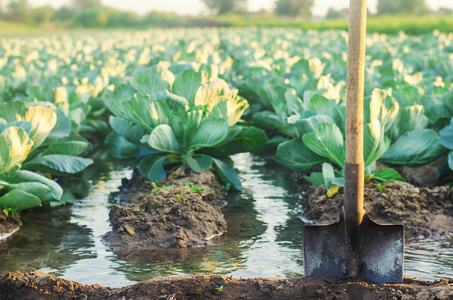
{"left": 0, "top": 0, "right": 452, "bottom": 34}
{"left": 275, "top": 0, "right": 314, "bottom": 18}
{"left": 325, "top": 8, "right": 343, "bottom": 20}
{"left": 377, "top": 0, "right": 430, "bottom": 16}
{"left": 201, "top": 0, "right": 248, "bottom": 15}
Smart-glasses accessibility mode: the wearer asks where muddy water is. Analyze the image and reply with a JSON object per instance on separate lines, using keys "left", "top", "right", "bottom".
{"left": 0, "top": 151, "right": 451, "bottom": 287}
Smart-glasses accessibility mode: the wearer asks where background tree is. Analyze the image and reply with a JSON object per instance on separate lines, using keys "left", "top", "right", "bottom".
{"left": 6, "top": 0, "right": 30, "bottom": 21}
{"left": 51, "top": 6, "right": 74, "bottom": 22}
{"left": 73, "top": 7, "right": 108, "bottom": 27}
{"left": 325, "top": 7, "right": 342, "bottom": 19}
{"left": 274, "top": 0, "right": 314, "bottom": 18}
{"left": 30, "top": 5, "right": 54, "bottom": 24}
{"left": 71, "top": 0, "right": 102, "bottom": 11}
{"left": 201, "top": 0, "right": 248, "bottom": 15}
{"left": 377, "top": 0, "right": 430, "bottom": 15}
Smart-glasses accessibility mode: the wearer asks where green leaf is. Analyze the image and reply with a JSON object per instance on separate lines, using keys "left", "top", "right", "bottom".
{"left": 0, "top": 120, "right": 31, "bottom": 135}
{"left": 23, "top": 155, "right": 93, "bottom": 175}
{"left": 189, "top": 119, "right": 229, "bottom": 151}
{"left": 394, "top": 105, "right": 428, "bottom": 140}
{"left": 285, "top": 114, "right": 335, "bottom": 138}
{"left": 195, "top": 155, "right": 213, "bottom": 171}
{"left": 109, "top": 116, "right": 148, "bottom": 145}
{"left": 363, "top": 120, "right": 390, "bottom": 167}
{"left": 252, "top": 111, "right": 283, "bottom": 130}
{"left": 68, "top": 107, "right": 86, "bottom": 134}
{"left": 0, "top": 190, "right": 41, "bottom": 211}
{"left": 0, "top": 180, "right": 51, "bottom": 202}
{"left": 0, "top": 170, "right": 62, "bottom": 202}
{"left": 186, "top": 154, "right": 213, "bottom": 173}
{"left": 46, "top": 109, "right": 71, "bottom": 141}
{"left": 212, "top": 158, "right": 242, "bottom": 191}
{"left": 104, "top": 132, "right": 139, "bottom": 159}
{"left": 0, "top": 126, "right": 33, "bottom": 175}
{"left": 303, "top": 122, "right": 345, "bottom": 168}
{"left": 122, "top": 95, "right": 170, "bottom": 131}
{"left": 308, "top": 95, "right": 344, "bottom": 131}
{"left": 0, "top": 101, "right": 27, "bottom": 122}
{"left": 422, "top": 94, "right": 451, "bottom": 126}
{"left": 138, "top": 155, "right": 168, "bottom": 182}
{"left": 186, "top": 154, "right": 201, "bottom": 173}
{"left": 85, "top": 118, "right": 109, "bottom": 135}
{"left": 172, "top": 69, "right": 202, "bottom": 105}
{"left": 448, "top": 153, "right": 453, "bottom": 171}
{"left": 148, "top": 124, "right": 181, "bottom": 153}
{"left": 372, "top": 168, "right": 405, "bottom": 182}
{"left": 303, "top": 172, "right": 324, "bottom": 186}
{"left": 182, "top": 110, "right": 203, "bottom": 147}
{"left": 380, "top": 129, "right": 447, "bottom": 167}
{"left": 439, "top": 118, "right": 453, "bottom": 149}
{"left": 322, "top": 163, "right": 335, "bottom": 189}
{"left": 103, "top": 85, "right": 135, "bottom": 118}
{"left": 274, "top": 137, "right": 328, "bottom": 172}
{"left": 43, "top": 136, "right": 92, "bottom": 156}
{"left": 59, "top": 187, "right": 77, "bottom": 205}
{"left": 265, "top": 135, "right": 287, "bottom": 149}
{"left": 331, "top": 177, "right": 344, "bottom": 187}
{"left": 210, "top": 126, "right": 268, "bottom": 156}
{"left": 131, "top": 65, "right": 175, "bottom": 95}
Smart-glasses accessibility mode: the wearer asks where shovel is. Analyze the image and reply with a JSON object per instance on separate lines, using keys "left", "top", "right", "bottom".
{"left": 303, "top": 0, "right": 404, "bottom": 284}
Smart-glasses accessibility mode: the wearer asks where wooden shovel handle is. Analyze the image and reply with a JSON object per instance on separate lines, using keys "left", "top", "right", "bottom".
{"left": 344, "top": 0, "right": 368, "bottom": 276}
{"left": 344, "top": 0, "right": 367, "bottom": 227}
{"left": 346, "top": 0, "right": 367, "bottom": 164}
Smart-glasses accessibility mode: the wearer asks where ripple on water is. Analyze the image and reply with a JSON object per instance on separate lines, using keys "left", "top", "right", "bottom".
{"left": 0, "top": 152, "right": 451, "bottom": 287}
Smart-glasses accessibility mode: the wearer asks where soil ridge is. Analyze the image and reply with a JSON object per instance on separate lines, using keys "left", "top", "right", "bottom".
{"left": 302, "top": 180, "right": 453, "bottom": 239}
{"left": 104, "top": 169, "right": 228, "bottom": 250}
{"left": 1, "top": 270, "right": 452, "bottom": 300}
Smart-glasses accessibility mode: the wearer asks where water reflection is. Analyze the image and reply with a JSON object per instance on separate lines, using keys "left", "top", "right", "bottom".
{"left": 107, "top": 153, "right": 305, "bottom": 283}
{"left": 0, "top": 151, "right": 451, "bottom": 287}
{"left": 0, "top": 205, "right": 94, "bottom": 276}
{"left": 405, "top": 237, "right": 453, "bottom": 280}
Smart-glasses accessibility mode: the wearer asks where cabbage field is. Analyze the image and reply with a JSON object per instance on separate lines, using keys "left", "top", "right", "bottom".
{"left": 0, "top": 28, "right": 452, "bottom": 292}
{"left": 1, "top": 28, "right": 452, "bottom": 212}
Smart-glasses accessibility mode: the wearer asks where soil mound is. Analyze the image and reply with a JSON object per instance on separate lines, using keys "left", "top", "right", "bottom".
{"left": 104, "top": 170, "right": 228, "bottom": 250}
{"left": 0, "top": 211, "right": 20, "bottom": 242}
{"left": 1, "top": 270, "right": 452, "bottom": 300}
{"left": 303, "top": 180, "right": 453, "bottom": 239}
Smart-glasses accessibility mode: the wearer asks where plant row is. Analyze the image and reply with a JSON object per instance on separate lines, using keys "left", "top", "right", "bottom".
{"left": 0, "top": 28, "right": 452, "bottom": 221}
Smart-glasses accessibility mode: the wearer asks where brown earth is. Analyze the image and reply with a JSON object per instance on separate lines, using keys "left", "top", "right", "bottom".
{"left": 1, "top": 270, "right": 452, "bottom": 300}
{"left": 0, "top": 211, "right": 20, "bottom": 242}
{"left": 103, "top": 169, "right": 228, "bottom": 251}
{"left": 302, "top": 180, "right": 453, "bottom": 239}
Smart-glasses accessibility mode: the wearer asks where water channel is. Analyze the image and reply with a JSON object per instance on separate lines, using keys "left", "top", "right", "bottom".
{"left": 0, "top": 151, "right": 451, "bottom": 287}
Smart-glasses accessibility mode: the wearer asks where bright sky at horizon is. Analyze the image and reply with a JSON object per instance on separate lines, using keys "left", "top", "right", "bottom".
{"left": 26, "top": 0, "right": 453, "bottom": 17}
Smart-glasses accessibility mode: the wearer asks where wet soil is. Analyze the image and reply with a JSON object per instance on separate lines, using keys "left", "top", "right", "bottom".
{"left": 1, "top": 270, "right": 452, "bottom": 300}
{"left": 302, "top": 180, "right": 453, "bottom": 239}
{"left": 103, "top": 169, "right": 228, "bottom": 251}
{"left": 0, "top": 211, "right": 20, "bottom": 242}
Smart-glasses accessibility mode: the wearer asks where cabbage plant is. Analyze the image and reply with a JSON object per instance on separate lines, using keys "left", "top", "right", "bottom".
{"left": 0, "top": 101, "right": 94, "bottom": 215}
{"left": 275, "top": 89, "right": 449, "bottom": 196}
{"left": 274, "top": 90, "right": 407, "bottom": 196}
{"left": 104, "top": 64, "right": 267, "bottom": 191}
